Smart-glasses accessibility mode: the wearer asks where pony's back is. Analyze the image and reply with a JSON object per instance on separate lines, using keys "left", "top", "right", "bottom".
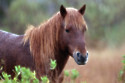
{"left": 0, "top": 30, "right": 35, "bottom": 78}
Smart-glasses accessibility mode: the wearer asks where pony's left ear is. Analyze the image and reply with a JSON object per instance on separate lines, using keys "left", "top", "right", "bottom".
{"left": 78, "top": 4, "right": 86, "bottom": 15}
{"left": 60, "top": 5, "right": 67, "bottom": 18}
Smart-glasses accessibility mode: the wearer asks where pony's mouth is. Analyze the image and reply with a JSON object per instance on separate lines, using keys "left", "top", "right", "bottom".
{"left": 73, "top": 51, "right": 88, "bottom": 65}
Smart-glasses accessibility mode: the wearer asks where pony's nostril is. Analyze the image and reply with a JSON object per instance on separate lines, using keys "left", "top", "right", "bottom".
{"left": 76, "top": 52, "right": 80, "bottom": 57}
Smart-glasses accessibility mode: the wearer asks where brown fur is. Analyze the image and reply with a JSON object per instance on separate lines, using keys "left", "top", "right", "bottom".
{"left": 0, "top": 7, "right": 87, "bottom": 83}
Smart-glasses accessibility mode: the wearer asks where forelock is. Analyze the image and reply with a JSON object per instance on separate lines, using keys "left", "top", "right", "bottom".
{"left": 64, "top": 8, "right": 87, "bottom": 30}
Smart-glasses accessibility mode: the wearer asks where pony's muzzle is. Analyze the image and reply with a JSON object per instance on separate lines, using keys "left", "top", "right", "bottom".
{"left": 73, "top": 51, "right": 88, "bottom": 65}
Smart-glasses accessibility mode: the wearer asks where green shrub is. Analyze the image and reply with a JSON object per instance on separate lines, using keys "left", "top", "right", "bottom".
{"left": 41, "top": 76, "right": 49, "bottom": 83}
{"left": 119, "top": 55, "right": 125, "bottom": 83}
{"left": 0, "top": 59, "right": 86, "bottom": 83}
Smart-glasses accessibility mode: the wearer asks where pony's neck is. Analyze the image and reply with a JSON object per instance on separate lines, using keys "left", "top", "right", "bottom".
{"left": 55, "top": 51, "right": 69, "bottom": 74}
{"left": 48, "top": 50, "right": 69, "bottom": 82}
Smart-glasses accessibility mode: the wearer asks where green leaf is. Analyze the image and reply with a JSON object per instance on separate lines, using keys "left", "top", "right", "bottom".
{"left": 119, "top": 70, "right": 124, "bottom": 76}
{"left": 50, "top": 59, "right": 57, "bottom": 70}
{"left": 81, "top": 81, "right": 87, "bottom": 83}
{"left": 32, "top": 79, "right": 39, "bottom": 83}
{"left": 14, "top": 65, "right": 21, "bottom": 76}
{"left": 41, "top": 76, "right": 49, "bottom": 83}
{"left": 122, "top": 60, "right": 125, "bottom": 64}
{"left": 64, "top": 70, "right": 69, "bottom": 77}
{"left": 122, "top": 55, "right": 125, "bottom": 58}
{"left": 70, "top": 69, "right": 79, "bottom": 80}
{"left": 2, "top": 72, "right": 11, "bottom": 80}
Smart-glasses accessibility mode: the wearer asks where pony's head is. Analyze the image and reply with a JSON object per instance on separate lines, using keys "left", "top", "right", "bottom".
{"left": 59, "top": 5, "right": 88, "bottom": 65}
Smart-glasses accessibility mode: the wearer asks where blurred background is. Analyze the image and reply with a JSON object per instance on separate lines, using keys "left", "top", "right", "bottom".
{"left": 0, "top": 0, "right": 125, "bottom": 83}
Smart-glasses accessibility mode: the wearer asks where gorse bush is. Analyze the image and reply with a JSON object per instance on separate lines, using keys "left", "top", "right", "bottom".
{"left": 64, "top": 69, "right": 79, "bottom": 80}
{"left": 0, "top": 59, "right": 86, "bottom": 83}
{"left": 1, "top": 66, "right": 39, "bottom": 83}
{"left": 119, "top": 55, "right": 125, "bottom": 83}
{"left": 64, "top": 69, "right": 86, "bottom": 83}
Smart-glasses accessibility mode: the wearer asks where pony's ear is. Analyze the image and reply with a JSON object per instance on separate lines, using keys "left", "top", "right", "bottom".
{"left": 60, "top": 5, "right": 67, "bottom": 18}
{"left": 78, "top": 4, "right": 86, "bottom": 15}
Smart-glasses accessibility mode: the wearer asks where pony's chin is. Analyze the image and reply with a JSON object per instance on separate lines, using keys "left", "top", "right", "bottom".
{"left": 76, "top": 62, "right": 86, "bottom": 65}
{"left": 73, "top": 57, "right": 88, "bottom": 65}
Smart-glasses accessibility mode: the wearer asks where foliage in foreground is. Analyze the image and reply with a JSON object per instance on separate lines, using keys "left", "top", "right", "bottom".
{"left": 119, "top": 55, "right": 125, "bottom": 83}
{"left": 0, "top": 59, "right": 86, "bottom": 83}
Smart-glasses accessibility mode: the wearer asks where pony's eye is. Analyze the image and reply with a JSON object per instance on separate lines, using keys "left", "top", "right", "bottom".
{"left": 65, "top": 29, "right": 70, "bottom": 33}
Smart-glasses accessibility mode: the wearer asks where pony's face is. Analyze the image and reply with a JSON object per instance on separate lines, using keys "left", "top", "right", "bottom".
{"left": 60, "top": 5, "right": 88, "bottom": 65}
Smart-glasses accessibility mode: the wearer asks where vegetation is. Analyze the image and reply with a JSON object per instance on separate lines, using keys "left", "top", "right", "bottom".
{"left": 50, "top": 59, "right": 57, "bottom": 70}
{"left": 119, "top": 55, "right": 125, "bottom": 83}
{"left": 0, "top": 59, "right": 86, "bottom": 83}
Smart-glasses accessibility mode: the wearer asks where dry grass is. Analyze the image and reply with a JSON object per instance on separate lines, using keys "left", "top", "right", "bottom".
{"left": 64, "top": 45, "right": 125, "bottom": 83}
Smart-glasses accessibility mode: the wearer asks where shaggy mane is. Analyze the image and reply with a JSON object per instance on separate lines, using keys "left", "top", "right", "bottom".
{"left": 23, "top": 12, "right": 63, "bottom": 76}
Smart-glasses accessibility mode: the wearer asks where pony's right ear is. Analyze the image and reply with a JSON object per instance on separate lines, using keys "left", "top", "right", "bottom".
{"left": 60, "top": 5, "right": 67, "bottom": 18}
{"left": 78, "top": 4, "right": 86, "bottom": 15}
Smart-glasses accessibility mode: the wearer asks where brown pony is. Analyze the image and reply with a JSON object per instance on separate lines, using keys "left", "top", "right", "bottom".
{"left": 0, "top": 5, "right": 88, "bottom": 83}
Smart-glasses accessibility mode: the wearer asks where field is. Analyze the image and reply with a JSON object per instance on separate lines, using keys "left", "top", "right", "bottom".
{"left": 65, "top": 45, "right": 125, "bottom": 83}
